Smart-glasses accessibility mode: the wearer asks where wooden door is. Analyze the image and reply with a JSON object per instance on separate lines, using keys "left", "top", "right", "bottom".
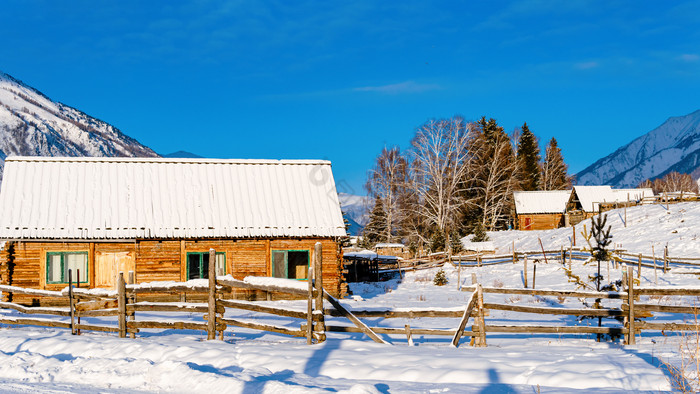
{"left": 95, "top": 251, "right": 135, "bottom": 288}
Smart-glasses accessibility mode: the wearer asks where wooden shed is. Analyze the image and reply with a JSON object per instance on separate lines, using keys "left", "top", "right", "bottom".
{"left": 0, "top": 156, "right": 347, "bottom": 303}
{"left": 513, "top": 190, "right": 571, "bottom": 230}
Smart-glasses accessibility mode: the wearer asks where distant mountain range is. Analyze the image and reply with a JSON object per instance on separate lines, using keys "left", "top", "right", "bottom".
{"left": 162, "top": 150, "right": 203, "bottom": 158}
{"left": 576, "top": 109, "right": 700, "bottom": 187}
{"left": 0, "top": 71, "right": 157, "bottom": 183}
{"left": 338, "top": 193, "right": 369, "bottom": 236}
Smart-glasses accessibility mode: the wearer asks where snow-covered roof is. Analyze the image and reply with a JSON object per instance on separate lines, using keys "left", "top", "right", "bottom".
{"left": 343, "top": 249, "right": 399, "bottom": 260}
{"left": 374, "top": 243, "right": 406, "bottom": 248}
{"left": 572, "top": 186, "right": 616, "bottom": 212}
{"left": 572, "top": 186, "right": 655, "bottom": 212}
{"left": 613, "top": 188, "right": 654, "bottom": 201}
{"left": 0, "top": 156, "right": 347, "bottom": 239}
{"left": 513, "top": 190, "right": 571, "bottom": 214}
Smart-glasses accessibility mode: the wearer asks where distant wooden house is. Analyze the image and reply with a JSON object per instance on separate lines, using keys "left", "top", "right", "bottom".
{"left": 374, "top": 243, "right": 410, "bottom": 259}
{"left": 0, "top": 157, "right": 347, "bottom": 304}
{"left": 566, "top": 186, "right": 654, "bottom": 226}
{"left": 513, "top": 190, "right": 571, "bottom": 230}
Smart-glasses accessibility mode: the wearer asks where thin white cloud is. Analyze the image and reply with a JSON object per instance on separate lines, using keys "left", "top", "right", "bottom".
{"left": 353, "top": 81, "right": 441, "bottom": 94}
{"left": 678, "top": 54, "right": 700, "bottom": 62}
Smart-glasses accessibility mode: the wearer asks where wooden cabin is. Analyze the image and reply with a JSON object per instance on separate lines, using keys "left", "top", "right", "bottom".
{"left": 513, "top": 190, "right": 570, "bottom": 230}
{"left": 0, "top": 157, "right": 347, "bottom": 304}
{"left": 565, "top": 186, "right": 654, "bottom": 226}
{"left": 373, "top": 243, "right": 410, "bottom": 259}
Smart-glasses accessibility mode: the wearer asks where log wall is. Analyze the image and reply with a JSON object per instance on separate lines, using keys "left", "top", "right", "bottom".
{"left": 517, "top": 213, "right": 564, "bottom": 231}
{"left": 1, "top": 238, "right": 343, "bottom": 304}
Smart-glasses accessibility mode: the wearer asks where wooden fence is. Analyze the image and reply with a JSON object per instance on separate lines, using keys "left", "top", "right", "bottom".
{"left": 3, "top": 247, "right": 700, "bottom": 348}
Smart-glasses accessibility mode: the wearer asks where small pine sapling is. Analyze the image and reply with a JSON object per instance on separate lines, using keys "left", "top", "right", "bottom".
{"left": 589, "top": 212, "right": 613, "bottom": 342}
{"left": 589, "top": 214, "right": 612, "bottom": 291}
{"left": 450, "top": 230, "right": 464, "bottom": 254}
{"left": 472, "top": 222, "right": 489, "bottom": 242}
{"left": 433, "top": 269, "right": 448, "bottom": 286}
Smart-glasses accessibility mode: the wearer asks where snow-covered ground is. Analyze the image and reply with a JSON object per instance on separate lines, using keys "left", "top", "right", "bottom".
{"left": 0, "top": 260, "right": 687, "bottom": 393}
{"left": 1, "top": 203, "right": 699, "bottom": 392}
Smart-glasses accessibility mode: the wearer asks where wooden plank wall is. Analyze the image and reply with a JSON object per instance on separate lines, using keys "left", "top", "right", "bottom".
{"left": 1, "top": 238, "right": 343, "bottom": 304}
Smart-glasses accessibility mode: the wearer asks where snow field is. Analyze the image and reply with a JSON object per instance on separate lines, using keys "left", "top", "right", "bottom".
{"left": 0, "top": 258, "right": 682, "bottom": 392}
{"left": 2, "top": 202, "right": 700, "bottom": 392}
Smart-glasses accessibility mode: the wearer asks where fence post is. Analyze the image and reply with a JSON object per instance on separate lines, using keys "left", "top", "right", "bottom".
{"left": 476, "top": 284, "right": 486, "bottom": 347}
{"left": 128, "top": 271, "right": 136, "bottom": 339}
{"left": 313, "top": 242, "right": 326, "bottom": 343}
{"left": 68, "top": 269, "right": 76, "bottom": 335}
{"left": 532, "top": 263, "right": 536, "bottom": 289}
{"left": 568, "top": 247, "right": 572, "bottom": 270}
{"left": 512, "top": 241, "right": 516, "bottom": 264}
{"left": 306, "top": 255, "right": 314, "bottom": 345}
{"left": 118, "top": 272, "right": 126, "bottom": 338}
{"left": 457, "top": 258, "right": 461, "bottom": 290}
{"left": 652, "top": 245, "right": 658, "bottom": 285}
{"left": 560, "top": 246, "right": 564, "bottom": 265}
{"left": 76, "top": 269, "right": 81, "bottom": 335}
{"left": 637, "top": 253, "right": 642, "bottom": 279}
{"left": 664, "top": 246, "right": 668, "bottom": 274}
{"left": 207, "top": 248, "right": 216, "bottom": 340}
{"left": 405, "top": 324, "right": 414, "bottom": 346}
{"left": 626, "top": 266, "right": 636, "bottom": 345}
{"left": 523, "top": 256, "right": 528, "bottom": 288}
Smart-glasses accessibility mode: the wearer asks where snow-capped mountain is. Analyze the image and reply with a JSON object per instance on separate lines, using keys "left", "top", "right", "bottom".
{"left": 0, "top": 71, "right": 157, "bottom": 183}
{"left": 162, "top": 150, "right": 203, "bottom": 158}
{"left": 576, "top": 109, "right": 700, "bottom": 187}
{"left": 338, "top": 192, "right": 369, "bottom": 235}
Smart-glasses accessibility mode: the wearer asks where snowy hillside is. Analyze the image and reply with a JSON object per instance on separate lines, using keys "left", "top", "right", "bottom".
{"left": 338, "top": 192, "right": 369, "bottom": 235}
{"left": 0, "top": 71, "right": 157, "bottom": 183}
{"left": 576, "top": 109, "right": 700, "bottom": 187}
{"left": 486, "top": 201, "right": 700, "bottom": 257}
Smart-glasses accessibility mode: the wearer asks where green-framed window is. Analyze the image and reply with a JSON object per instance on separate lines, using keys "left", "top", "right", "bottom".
{"left": 187, "top": 252, "right": 226, "bottom": 280}
{"left": 271, "top": 250, "right": 309, "bottom": 280}
{"left": 46, "top": 252, "right": 89, "bottom": 284}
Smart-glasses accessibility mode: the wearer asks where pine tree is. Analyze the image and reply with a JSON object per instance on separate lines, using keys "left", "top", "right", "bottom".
{"left": 541, "top": 137, "right": 571, "bottom": 190}
{"left": 465, "top": 117, "right": 518, "bottom": 231}
{"left": 362, "top": 196, "right": 388, "bottom": 247}
{"left": 516, "top": 122, "right": 541, "bottom": 191}
{"left": 430, "top": 230, "right": 445, "bottom": 253}
{"left": 450, "top": 230, "right": 464, "bottom": 254}
{"left": 433, "top": 269, "right": 448, "bottom": 286}
{"left": 472, "top": 221, "right": 489, "bottom": 242}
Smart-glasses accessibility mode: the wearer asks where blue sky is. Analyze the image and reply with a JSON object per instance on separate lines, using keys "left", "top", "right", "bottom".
{"left": 1, "top": 1, "right": 699, "bottom": 195}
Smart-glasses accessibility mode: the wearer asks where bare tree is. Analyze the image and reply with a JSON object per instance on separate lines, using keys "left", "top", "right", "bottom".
{"left": 365, "top": 146, "right": 411, "bottom": 243}
{"left": 639, "top": 172, "right": 699, "bottom": 194}
{"left": 409, "top": 116, "right": 476, "bottom": 253}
